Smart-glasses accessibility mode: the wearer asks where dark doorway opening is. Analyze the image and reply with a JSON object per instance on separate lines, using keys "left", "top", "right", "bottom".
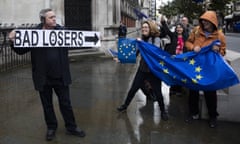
{"left": 64, "top": 0, "right": 93, "bottom": 49}
{"left": 64, "top": 0, "right": 92, "bottom": 30}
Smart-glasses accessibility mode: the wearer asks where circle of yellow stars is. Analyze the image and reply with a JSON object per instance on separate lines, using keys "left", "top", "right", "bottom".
{"left": 159, "top": 57, "right": 204, "bottom": 85}
{"left": 119, "top": 41, "right": 136, "bottom": 59}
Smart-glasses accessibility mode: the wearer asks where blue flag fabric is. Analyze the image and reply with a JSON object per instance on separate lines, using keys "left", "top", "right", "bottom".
{"left": 118, "top": 38, "right": 137, "bottom": 63}
{"left": 193, "top": 0, "right": 203, "bottom": 3}
{"left": 133, "top": 8, "right": 148, "bottom": 19}
{"left": 136, "top": 40, "right": 239, "bottom": 91}
{"left": 108, "top": 48, "right": 118, "bottom": 57}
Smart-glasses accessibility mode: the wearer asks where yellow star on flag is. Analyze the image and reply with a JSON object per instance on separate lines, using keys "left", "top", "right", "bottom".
{"left": 189, "top": 59, "right": 195, "bottom": 65}
{"left": 159, "top": 61, "right": 165, "bottom": 66}
{"left": 195, "top": 66, "right": 202, "bottom": 72}
{"left": 163, "top": 68, "right": 169, "bottom": 74}
{"left": 181, "top": 79, "right": 187, "bottom": 83}
{"left": 183, "top": 57, "right": 188, "bottom": 61}
{"left": 192, "top": 78, "right": 198, "bottom": 84}
{"left": 196, "top": 74, "right": 203, "bottom": 80}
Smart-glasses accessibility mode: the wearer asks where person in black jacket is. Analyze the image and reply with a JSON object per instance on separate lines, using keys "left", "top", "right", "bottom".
{"left": 117, "top": 20, "right": 168, "bottom": 121}
{"left": 8, "top": 8, "right": 85, "bottom": 141}
{"left": 181, "top": 17, "right": 193, "bottom": 35}
{"left": 118, "top": 21, "right": 127, "bottom": 38}
{"left": 160, "top": 18, "right": 189, "bottom": 97}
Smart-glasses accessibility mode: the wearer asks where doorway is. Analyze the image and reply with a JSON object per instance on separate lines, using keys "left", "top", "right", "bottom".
{"left": 64, "top": 0, "right": 92, "bottom": 30}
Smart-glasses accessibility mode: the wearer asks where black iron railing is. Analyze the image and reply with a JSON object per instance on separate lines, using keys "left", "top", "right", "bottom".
{"left": 0, "top": 27, "right": 31, "bottom": 72}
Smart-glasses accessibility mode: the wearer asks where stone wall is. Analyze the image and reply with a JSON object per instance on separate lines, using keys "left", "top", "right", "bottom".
{"left": 0, "top": 0, "right": 64, "bottom": 27}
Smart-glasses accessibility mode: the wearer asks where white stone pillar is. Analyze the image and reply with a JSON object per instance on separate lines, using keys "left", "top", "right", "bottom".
{"left": 116, "top": 0, "right": 121, "bottom": 24}
{"left": 107, "top": 0, "right": 113, "bottom": 25}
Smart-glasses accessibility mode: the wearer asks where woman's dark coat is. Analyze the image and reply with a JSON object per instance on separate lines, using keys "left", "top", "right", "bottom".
{"left": 160, "top": 21, "right": 189, "bottom": 55}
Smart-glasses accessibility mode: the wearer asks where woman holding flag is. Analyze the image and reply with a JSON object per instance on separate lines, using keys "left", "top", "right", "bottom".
{"left": 184, "top": 10, "right": 226, "bottom": 128}
{"left": 160, "top": 16, "right": 189, "bottom": 97}
{"left": 117, "top": 20, "right": 169, "bottom": 121}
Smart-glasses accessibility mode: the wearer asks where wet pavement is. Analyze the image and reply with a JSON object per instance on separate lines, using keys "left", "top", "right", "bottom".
{"left": 1, "top": 54, "right": 240, "bottom": 144}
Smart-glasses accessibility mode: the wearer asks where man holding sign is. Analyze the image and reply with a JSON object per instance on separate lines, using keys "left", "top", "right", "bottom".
{"left": 9, "top": 8, "right": 85, "bottom": 141}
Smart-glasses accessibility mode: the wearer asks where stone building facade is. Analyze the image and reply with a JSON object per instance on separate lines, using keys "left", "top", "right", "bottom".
{"left": 0, "top": 0, "right": 152, "bottom": 53}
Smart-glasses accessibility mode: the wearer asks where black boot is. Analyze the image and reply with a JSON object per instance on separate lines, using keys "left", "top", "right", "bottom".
{"left": 209, "top": 117, "right": 217, "bottom": 128}
{"left": 117, "top": 104, "right": 127, "bottom": 112}
{"left": 161, "top": 111, "right": 169, "bottom": 121}
{"left": 158, "top": 97, "right": 168, "bottom": 121}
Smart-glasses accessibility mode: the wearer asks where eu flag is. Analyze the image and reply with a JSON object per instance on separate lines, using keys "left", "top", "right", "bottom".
{"left": 133, "top": 8, "right": 148, "bottom": 19}
{"left": 137, "top": 40, "right": 239, "bottom": 91}
{"left": 118, "top": 38, "right": 137, "bottom": 63}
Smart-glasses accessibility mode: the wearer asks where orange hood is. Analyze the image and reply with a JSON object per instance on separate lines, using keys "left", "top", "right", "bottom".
{"left": 199, "top": 11, "right": 218, "bottom": 29}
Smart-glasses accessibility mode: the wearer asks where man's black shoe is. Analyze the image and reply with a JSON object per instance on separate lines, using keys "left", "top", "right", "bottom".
{"left": 117, "top": 105, "right": 127, "bottom": 112}
{"left": 209, "top": 118, "right": 217, "bottom": 128}
{"left": 66, "top": 128, "right": 86, "bottom": 137}
{"left": 46, "top": 129, "right": 56, "bottom": 141}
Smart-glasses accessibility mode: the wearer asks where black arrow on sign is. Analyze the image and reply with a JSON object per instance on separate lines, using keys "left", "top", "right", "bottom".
{"left": 85, "top": 33, "right": 99, "bottom": 45}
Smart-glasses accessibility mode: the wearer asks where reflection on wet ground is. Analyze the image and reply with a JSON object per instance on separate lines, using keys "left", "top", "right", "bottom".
{"left": 0, "top": 54, "right": 240, "bottom": 144}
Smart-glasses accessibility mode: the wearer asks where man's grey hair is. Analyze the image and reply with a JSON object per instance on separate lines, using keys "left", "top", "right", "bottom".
{"left": 39, "top": 8, "right": 53, "bottom": 22}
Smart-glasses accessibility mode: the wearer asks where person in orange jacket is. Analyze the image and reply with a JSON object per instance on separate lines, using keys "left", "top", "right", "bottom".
{"left": 184, "top": 10, "right": 226, "bottom": 128}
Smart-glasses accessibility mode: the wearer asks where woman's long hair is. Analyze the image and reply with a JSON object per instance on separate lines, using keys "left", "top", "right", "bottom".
{"left": 142, "top": 21, "right": 160, "bottom": 37}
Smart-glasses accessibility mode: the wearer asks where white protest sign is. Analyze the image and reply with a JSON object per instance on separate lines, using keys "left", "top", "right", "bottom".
{"left": 14, "top": 29, "right": 101, "bottom": 48}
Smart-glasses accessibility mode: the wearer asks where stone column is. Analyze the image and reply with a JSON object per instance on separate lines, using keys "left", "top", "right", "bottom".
{"left": 107, "top": 0, "right": 113, "bottom": 25}
{"left": 115, "top": 0, "right": 121, "bottom": 24}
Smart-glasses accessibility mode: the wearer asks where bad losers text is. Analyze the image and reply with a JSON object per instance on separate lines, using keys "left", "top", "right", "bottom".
{"left": 14, "top": 30, "right": 84, "bottom": 47}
